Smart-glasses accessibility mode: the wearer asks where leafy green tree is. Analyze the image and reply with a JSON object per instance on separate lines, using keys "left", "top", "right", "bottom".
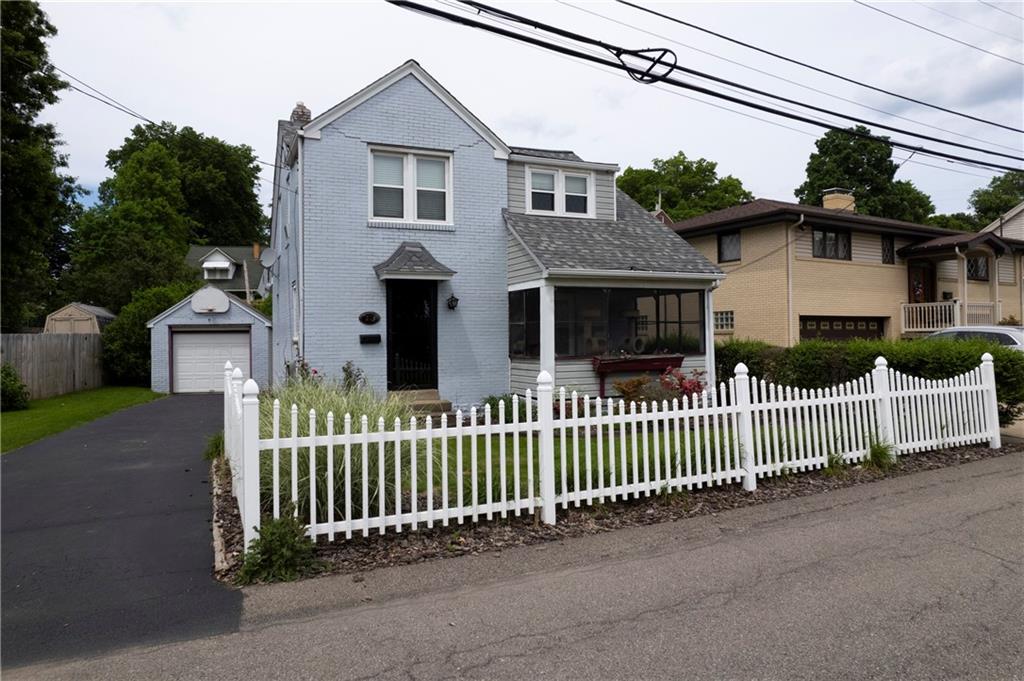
{"left": 1, "top": 2, "right": 82, "bottom": 330}
{"left": 102, "top": 280, "right": 202, "bottom": 385}
{"left": 67, "top": 142, "right": 196, "bottom": 311}
{"left": 795, "top": 126, "right": 934, "bottom": 223}
{"left": 926, "top": 212, "right": 979, "bottom": 232}
{"left": 617, "top": 151, "right": 753, "bottom": 221}
{"left": 103, "top": 122, "right": 265, "bottom": 244}
{"left": 969, "top": 171, "right": 1024, "bottom": 227}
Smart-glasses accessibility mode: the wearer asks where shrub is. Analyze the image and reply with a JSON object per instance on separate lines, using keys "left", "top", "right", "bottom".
{"left": 204, "top": 431, "right": 224, "bottom": 461}
{"left": 715, "top": 337, "right": 1024, "bottom": 426}
{"left": 251, "top": 296, "right": 272, "bottom": 319}
{"left": 998, "top": 315, "right": 1021, "bottom": 326}
{"left": 864, "top": 438, "right": 895, "bottom": 472}
{"left": 1, "top": 364, "right": 30, "bottom": 411}
{"left": 611, "top": 375, "right": 651, "bottom": 403}
{"left": 482, "top": 393, "right": 536, "bottom": 421}
{"left": 102, "top": 281, "right": 202, "bottom": 385}
{"left": 237, "top": 504, "right": 316, "bottom": 584}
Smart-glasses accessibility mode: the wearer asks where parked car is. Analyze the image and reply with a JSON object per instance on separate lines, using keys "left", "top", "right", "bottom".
{"left": 927, "top": 326, "right": 1024, "bottom": 351}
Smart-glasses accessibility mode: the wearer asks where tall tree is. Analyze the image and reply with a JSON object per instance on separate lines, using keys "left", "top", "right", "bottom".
{"left": 103, "top": 122, "right": 265, "bottom": 244}
{"left": 969, "top": 171, "right": 1024, "bottom": 226}
{"left": 617, "top": 151, "right": 753, "bottom": 221}
{"left": 67, "top": 142, "right": 195, "bottom": 311}
{"left": 1, "top": 2, "right": 82, "bottom": 330}
{"left": 795, "top": 126, "right": 934, "bottom": 223}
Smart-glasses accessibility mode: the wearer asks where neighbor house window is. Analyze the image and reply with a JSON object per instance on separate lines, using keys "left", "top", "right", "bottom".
{"left": 508, "top": 289, "right": 540, "bottom": 357}
{"left": 718, "top": 232, "right": 741, "bottom": 263}
{"left": 881, "top": 235, "right": 895, "bottom": 264}
{"left": 812, "top": 228, "right": 851, "bottom": 260}
{"left": 204, "top": 267, "right": 231, "bottom": 280}
{"left": 967, "top": 256, "right": 989, "bottom": 281}
{"left": 371, "top": 149, "right": 452, "bottom": 222}
{"left": 528, "top": 167, "right": 595, "bottom": 217}
{"left": 714, "top": 310, "right": 735, "bottom": 332}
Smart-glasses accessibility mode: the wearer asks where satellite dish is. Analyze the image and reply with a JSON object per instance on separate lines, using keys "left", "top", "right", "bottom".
{"left": 191, "top": 287, "right": 230, "bottom": 314}
{"left": 259, "top": 248, "right": 278, "bottom": 269}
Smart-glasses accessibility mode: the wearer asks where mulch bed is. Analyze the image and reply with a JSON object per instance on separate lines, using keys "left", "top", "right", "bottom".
{"left": 212, "top": 442, "right": 1022, "bottom": 585}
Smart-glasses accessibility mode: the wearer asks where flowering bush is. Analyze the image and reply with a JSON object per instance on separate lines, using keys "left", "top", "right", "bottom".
{"left": 659, "top": 367, "right": 705, "bottom": 398}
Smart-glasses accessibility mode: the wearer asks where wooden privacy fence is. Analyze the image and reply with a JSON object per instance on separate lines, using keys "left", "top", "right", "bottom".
{"left": 1, "top": 333, "right": 103, "bottom": 399}
{"left": 224, "top": 354, "right": 1002, "bottom": 548}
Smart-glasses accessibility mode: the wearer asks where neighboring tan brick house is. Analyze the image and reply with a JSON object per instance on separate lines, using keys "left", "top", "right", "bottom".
{"left": 263, "top": 60, "right": 722, "bottom": 407}
{"left": 672, "top": 192, "right": 1024, "bottom": 346}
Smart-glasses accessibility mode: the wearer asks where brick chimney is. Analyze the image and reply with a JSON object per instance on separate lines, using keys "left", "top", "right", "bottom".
{"left": 822, "top": 188, "right": 856, "bottom": 212}
{"left": 252, "top": 242, "right": 261, "bottom": 260}
{"left": 290, "top": 101, "right": 311, "bottom": 126}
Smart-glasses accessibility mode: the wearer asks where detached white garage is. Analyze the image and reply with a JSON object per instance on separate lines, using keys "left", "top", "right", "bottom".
{"left": 148, "top": 286, "right": 271, "bottom": 394}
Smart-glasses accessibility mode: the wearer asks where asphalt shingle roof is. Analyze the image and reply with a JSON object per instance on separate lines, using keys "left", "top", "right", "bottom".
{"left": 508, "top": 147, "right": 584, "bottom": 162}
{"left": 504, "top": 190, "right": 721, "bottom": 276}
{"left": 185, "top": 246, "right": 263, "bottom": 292}
{"left": 374, "top": 242, "right": 456, "bottom": 278}
{"left": 72, "top": 303, "right": 116, "bottom": 319}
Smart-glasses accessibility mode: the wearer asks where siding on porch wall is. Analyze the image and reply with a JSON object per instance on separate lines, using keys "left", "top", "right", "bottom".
{"left": 300, "top": 73, "right": 509, "bottom": 407}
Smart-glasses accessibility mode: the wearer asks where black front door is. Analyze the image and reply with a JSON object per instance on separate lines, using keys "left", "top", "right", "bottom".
{"left": 386, "top": 280, "right": 438, "bottom": 390}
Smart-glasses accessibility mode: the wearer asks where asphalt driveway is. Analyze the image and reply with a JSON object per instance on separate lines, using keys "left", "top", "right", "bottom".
{"left": 1, "top": 394, "right": 241, "bottom": 668}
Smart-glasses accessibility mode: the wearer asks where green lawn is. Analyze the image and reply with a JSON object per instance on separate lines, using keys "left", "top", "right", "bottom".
{"left": 1, "top": 387, "right": 164, "bottom": 453}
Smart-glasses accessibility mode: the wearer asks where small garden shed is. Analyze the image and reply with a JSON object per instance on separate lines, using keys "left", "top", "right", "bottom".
{"left": 147, "top": 285, "right": 271, "bottom": 393}
{"left": 43, "top": 302, "right": 116, "bottom": 334}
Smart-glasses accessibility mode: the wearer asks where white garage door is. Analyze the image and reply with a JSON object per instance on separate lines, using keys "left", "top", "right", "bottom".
{"left": 172, "top": 332, "right": 250, "bottom": 393}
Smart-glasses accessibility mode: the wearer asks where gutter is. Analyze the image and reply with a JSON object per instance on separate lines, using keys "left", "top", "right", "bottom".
{"left": 508, "top": 153, "right": 619, "bottom": 173}
{"left": 787, "top": 213, "right": 805, "bottom": 346}
{"left": 544, "top": 268, "right": 726, "bottom": 281}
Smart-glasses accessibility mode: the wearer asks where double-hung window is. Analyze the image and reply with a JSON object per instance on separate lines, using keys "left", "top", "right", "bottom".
{"left": 528, "top": 167, "right": 594, "bottom": 217}
{"left": 371, "top": 149, "right": 452, "bottom": 223}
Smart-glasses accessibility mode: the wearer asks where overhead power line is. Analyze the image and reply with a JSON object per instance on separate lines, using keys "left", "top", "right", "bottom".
{"left": 978, "top": 0, "right": 1024, "bottom": 21}
{"left": 458, "top": 0, "right": 1023, "bottom": 163}
{"left": 853, "top": 0, "right": 1024, "bottom": 65}
{"left": 913, "top": 0, "right": 1022, "bottom": 43}
{"left": 388, "top": 0, "right": 1022, "bottom": 173}
{"left": 556, "top": 0, "right": 1020, "bottom": 154}
{"left": 614, "top": 0, "right": 1023, "bottom": 133}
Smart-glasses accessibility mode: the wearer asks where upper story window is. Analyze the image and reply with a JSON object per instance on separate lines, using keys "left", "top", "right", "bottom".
{"left": 967, "top": 256, "right": 989, "bottom": 281}
{"left": 718, "top": 231, "right": 741, "bottom": 262}
{"left": 881, "top": 235, "right": 895, "bottom": 264}
{"left": 527, "top": 167, "right": 594, "bottom": 217}
{"left": 812, "top": 228, "right": 851, "bottom": 260}
{"left": 371, "top": 149, "right": 452, "bottom": 223}
{"left": 202, "top": 258, "right": 235, "bottom": 280}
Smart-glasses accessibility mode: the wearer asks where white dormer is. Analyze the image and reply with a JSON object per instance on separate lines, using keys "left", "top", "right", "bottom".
{"left": 200, "top": 249, "right": 237, "bottom": 280}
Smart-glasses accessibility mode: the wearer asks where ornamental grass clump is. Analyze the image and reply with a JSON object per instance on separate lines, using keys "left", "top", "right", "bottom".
{"left": 257, "top": 374, "right": 417, "bottom": 524}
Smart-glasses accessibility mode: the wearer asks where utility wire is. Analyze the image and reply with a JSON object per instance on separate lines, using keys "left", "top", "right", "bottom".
{"left": 854, "top": 0, "right": 1024, "bottom": 65}
{"left": 978, "top": 0, "right": 1024, "bottom": 21}
{"left": 557, "top": 0, "right": 1021, "bottom": 153}
{"left": 459, "top": 0, "right": 1023, "bottom": 163}
{"left": 614, "top": 0, "right": 1023, "bottom": 133}
{"left": 913, "top": 0, "right": 1022, "bottom": 43}
{"left": 391, "top": 0, "right": 1021, "bottom": 172}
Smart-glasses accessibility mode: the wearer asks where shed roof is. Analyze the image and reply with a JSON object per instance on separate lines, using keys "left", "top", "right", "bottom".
{"left": 504, "top": 190, "right": 721, "bottom": 279}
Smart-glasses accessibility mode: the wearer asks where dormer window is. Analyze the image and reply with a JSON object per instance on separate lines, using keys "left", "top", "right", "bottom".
{"left": 527, "top": 167, "right": 595, "bottom": 217}
{"left": 202, "top": 257, "right": 235, "bottom": 280}
{"left": 371, "top": 148, "right": 452, "bottom": 223}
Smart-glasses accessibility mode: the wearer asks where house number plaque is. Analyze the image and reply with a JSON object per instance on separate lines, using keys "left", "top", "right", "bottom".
{"left": 358, "top": 311, "right": 381, "bottom": 325}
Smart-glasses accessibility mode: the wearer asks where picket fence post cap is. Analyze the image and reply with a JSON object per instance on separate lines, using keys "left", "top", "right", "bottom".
{"left": 874, "top": 356, "right": 888, "bottom": 367}
{"left": 536, "top": 370, "right": 553, "bottom": 386}
{"left": 231, "top": 367, "right": 243, "bottom": 379}
{"left": 242, "top": 378, "right": 259, "bottom": 395}
{"left": 224, "top": 360, "right": 233, "bottom": 370}
{"left": 981, "top": 352, "right": 994, "bottom": 363}
{"left": 734, "top": 362, "right": 748, "bottom": 375}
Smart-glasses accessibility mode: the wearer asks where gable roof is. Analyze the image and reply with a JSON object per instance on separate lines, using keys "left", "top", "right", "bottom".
{"left": 146, "top": 285, "right": 271, "bottom": 328}
{"left": 898, "top": 230, "right": 1011, "bottom": 258}
{"left": 671, "top": 198, "right": 961, "bottom": 239}
{"left": 299, "top": 60, "right": 510, "bottom": 159}
{"left": 980, "top": 200, "right": 1024, "bottom": 236}
{"left": 374, "top": 242, "right": 456, "bottom": 280}
{"left": 186, "top": 245, "right": 263, "bottom": 292}
{"left": 504, "top": 190, "right": 721, "bottom": 279}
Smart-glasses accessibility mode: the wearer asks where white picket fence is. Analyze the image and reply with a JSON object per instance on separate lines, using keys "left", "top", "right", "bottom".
{"left": 224, "top": 354, "right": 1002, "bottom": 548}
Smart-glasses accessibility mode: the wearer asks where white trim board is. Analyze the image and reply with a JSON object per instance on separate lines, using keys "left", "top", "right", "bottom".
{"left": 299, "top": 60, "right": 510, "bottom": 160}
{"left": 147, "top": 285, "right": 272, "bottom": 328}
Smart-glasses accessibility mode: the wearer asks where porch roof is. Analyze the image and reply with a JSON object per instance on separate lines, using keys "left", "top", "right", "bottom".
{"left": 374, "top": 241, "right": 456, "bottom": 280}
{"left": 504, "top": 190, "right": 721, "bottom": 280}
{"left": 897, "top": 231, "right": 1011, "bottom": 259}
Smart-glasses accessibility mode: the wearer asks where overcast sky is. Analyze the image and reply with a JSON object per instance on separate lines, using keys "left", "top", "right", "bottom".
{"left": 39, "top": 1, "right": 1023, "bottom": 217}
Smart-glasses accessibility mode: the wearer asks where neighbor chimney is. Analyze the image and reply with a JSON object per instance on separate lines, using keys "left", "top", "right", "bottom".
{"left": 290, "top": 101, "right": 311, "bottom": 126}
{"left": 822, "top": 188, "right": 856, "bottom": 212}
{"left": 252, "top": 242, "right": 261, "bottom": 260}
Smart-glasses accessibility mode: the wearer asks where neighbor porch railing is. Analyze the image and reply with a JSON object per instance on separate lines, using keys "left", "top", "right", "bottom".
{"left": 965, "top": 301, "right": 1000, "bottom": 326}
{"left": 224, "top": 355, "right": 1002, "bottom": 549}
{"left": 901, "top": 300, "right": 959, "bottom": 333}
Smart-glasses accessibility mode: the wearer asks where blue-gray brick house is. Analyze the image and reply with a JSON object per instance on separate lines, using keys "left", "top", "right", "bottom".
{"left": 265, "top": 60, "right": 723, "bottom": 407}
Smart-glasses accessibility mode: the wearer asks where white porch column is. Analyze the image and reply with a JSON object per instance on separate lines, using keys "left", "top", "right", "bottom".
{"left": 539, "top": 283, "right": 556, "bottom": 387}
{"left": 704, "top": 287, "right": 716, "bottom": 390}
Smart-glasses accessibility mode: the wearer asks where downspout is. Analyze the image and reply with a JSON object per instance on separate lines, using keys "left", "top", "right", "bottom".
{"left": 787, "top": 214, "right": 805, "bottom": 346}
{"left": 955, "top": 245, "right": 967, "bottom": 326}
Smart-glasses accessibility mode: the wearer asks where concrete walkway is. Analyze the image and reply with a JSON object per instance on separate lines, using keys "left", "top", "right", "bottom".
{"left": 9, "top": 451, "right": 1021, "bottom": 680}
{"left": 1, "top": 395, "right": 241, "bottom": 668}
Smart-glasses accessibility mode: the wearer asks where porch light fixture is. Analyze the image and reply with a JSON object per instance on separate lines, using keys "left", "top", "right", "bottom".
{"left": 446, "top": 293, "right": 459, "bottom": 310}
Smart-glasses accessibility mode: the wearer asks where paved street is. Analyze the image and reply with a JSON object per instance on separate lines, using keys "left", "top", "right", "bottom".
{"left": 7, "top": 451, "right": 1021, "bottom": 680}
{"left": 1, "top": 395, "right": 241, "bottom": 668}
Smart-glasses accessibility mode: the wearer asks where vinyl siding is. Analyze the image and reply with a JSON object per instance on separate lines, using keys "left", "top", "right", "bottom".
{"left": 794, "top": 228, "right": 909, "bottom": 265}
{"left": 508, "top": 231, "right": 542, "bottom": 285}
{"left": 507, "top": 161, "right": 615, "bottom": 220}
{"left": 509, "top": 356, "right": 706, "bottom": 398}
